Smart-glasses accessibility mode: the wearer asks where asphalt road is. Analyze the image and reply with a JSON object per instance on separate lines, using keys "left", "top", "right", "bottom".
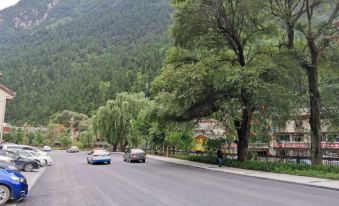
{"left": 19, "top": 151, "right": 339, "bottom": 206}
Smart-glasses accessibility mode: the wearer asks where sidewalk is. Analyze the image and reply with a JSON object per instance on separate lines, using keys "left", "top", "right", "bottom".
{"left": 147, "top": 155, "right": 339, "bottom": 191}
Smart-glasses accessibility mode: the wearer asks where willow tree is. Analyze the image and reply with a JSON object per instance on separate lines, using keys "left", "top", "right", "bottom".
{"left": 152, "top": 0, "right": 297, "bottom": 162}
{"left": 93, "top": 93, "right": 149, "bottom": 151}
{"left": 79, "top": 125, "right": 95, "bottom": 148}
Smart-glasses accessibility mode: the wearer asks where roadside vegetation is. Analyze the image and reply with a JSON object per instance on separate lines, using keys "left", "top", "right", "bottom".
{"left": 175, "top": 154, "right": 339, "bottom": 180}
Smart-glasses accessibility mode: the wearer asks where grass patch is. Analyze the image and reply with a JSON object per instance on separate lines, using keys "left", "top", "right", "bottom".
{"left": 174, "top": 154, "right": 339, "bottom": 180}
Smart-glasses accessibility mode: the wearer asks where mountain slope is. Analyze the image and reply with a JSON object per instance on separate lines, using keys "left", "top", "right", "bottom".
{"left": 0, "top": 0, "right": 171, "bottom": 125}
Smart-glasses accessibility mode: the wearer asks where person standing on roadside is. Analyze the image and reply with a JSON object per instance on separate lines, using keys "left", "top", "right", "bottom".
{"left": 217, "top": 148, "right": 223, "bottom": 167}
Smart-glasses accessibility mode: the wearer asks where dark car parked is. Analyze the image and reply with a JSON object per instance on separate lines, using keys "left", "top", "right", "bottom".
{"left": 0, "top": 161, "right": 19, "bottom": 172}
{"left": 0, "top": 150, "right": 39, "bottom": 172}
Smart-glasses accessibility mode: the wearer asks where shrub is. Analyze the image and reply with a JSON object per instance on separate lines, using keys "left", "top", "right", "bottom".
{"left": 175, "top": 154, "right": 339, "bottom": 180}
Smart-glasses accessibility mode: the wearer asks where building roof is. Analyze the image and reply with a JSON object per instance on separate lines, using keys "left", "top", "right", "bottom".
{"left": 0, "top": 84, "right": 16, "bottom": 99}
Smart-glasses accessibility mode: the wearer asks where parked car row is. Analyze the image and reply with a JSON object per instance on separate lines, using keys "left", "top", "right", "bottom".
{"left": 0, "top": 144, "right": 53, "bottom": 205}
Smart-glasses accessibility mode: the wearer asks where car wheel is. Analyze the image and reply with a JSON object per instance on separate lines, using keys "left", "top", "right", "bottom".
{"left": 107, "top": 161, "right": 111, "bottom": 165}
{"left": 24, "top": 163, "right": 34, "bottom": 172}
{"left": 0, "top": 185, "right": 10, "bottom": 205}
{"left": 143, "top": 159, "right": 146, "bottom": 163}
{"left": 45, "top": 160, "right": 48, "bottom": 166}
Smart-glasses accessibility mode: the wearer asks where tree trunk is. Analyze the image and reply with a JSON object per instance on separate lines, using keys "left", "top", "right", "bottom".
{"left": 235, "top": 107, "right": 253, "bottom": 162}
{"left": 287, "top": 23, "right": 295, "bottom": 49}
{"left": 307, "top": 66, "right": 322, "bottom": 165}
{"left": 120, "top": 140, "right": 128, "bottom": 152}
{"left": 112, "top": 143, "right": 118, "bottom": 152}
{"left": 286, "top": 0, "right": 295, "bottom": 49}
{"left": 307, "top": 38, "right": 322, "bottom": 165}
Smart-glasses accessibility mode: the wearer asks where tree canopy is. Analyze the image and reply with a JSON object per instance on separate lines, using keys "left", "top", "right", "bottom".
{"left": 152, "top": 0, "right": 302, "bottom": 161}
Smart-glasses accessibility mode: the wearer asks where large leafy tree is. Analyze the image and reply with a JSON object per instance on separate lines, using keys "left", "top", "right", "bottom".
{"left": 58, "top": 130, "right": 72, "bottom": 148}
{"left": 269, "top": 0, "right": 339, "bottom": 164}
{"left": 152, "top": 0, "right": 297, "bottom": 161}
{"left": 50, "top": 110, "right": 89, "bottom": 128}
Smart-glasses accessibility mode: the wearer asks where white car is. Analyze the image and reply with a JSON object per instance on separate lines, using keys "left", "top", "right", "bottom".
{"left": 67, "top": 146, "right": 79, "bottom": 153}
{"left": 42, "top": 146, "right": 52, "bottom": 152}
{"left": 2, "top": 144, "right": 48, "bottom": 156}
{"left": 10, "top": 149, "right": 47, "bottom": 167}
{"left": 87, "top": 150, "right": 111, "bottom": 165}
{"left": 26, "top": 151, "right": 53, "bottom": 166}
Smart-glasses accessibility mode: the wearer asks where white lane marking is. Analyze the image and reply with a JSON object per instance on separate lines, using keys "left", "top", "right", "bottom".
{"left": 27, "top": 167, "right": 47, "bottom": 191}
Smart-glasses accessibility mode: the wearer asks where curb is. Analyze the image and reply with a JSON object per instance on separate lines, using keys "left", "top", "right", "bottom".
{"left": 147, "top": 155, "right": 339, "bottom": 191}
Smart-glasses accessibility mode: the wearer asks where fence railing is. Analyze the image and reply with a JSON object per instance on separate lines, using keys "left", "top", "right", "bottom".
{"left": 149, "top": 149, "right": 339, "bottom": 166}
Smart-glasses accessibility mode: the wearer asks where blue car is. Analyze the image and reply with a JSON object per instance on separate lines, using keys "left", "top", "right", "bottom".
{"left": 0, "top": 169, "right": 28, "bottom": 205}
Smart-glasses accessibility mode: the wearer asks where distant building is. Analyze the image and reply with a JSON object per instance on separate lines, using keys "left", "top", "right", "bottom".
{"left": 273, "top": 111, "right": 339, "bottom": 157}
{"left": 193, "top": 112, "right": 339, "bottom": 157}
{"left": 193, "top": 119, "right": 226, "bottom": 152}
{"left": 0, "top": 84, "right": 15, "bottom": 142}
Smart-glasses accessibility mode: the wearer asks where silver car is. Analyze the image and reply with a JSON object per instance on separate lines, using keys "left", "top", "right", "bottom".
{"left": 67, "top": 146, "right": 79, "bottom": 153}
{"left": 123, "top": 149, "right": 146, "bottom": 163}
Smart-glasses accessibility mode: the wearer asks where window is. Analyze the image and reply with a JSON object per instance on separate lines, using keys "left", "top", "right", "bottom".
{"left": 277, "top": 134, "right": 290, "bottom": 142}
{"left": 7, "top": 146, "right": 21, "bottom": 150}
{"left": 291, "top": 135, "right": 304, "bottom": 142}
{"left": 6, "top": 152, "right": 19, "bottom": 159}
{"left": 322, "top": 134, "right": 338, "bottom": 142}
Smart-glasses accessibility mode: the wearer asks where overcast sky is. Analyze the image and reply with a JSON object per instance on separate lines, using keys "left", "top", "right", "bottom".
{"left": 0, "top": 0, "right": 20, "bottom": 10}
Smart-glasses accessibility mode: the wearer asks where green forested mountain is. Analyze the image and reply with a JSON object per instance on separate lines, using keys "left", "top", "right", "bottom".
{"left": 0, "top": 0, "right": 171, "bottom": 125}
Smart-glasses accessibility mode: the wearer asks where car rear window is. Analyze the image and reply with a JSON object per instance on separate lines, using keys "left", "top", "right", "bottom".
{"left": 93, "top": 150, "right": 109, "bottom": 155}
{"left": 131, "top": 149, "right": 144, "bottom": 153}
{"left": 7, "top": 146, "right": 20, "bottom": 150}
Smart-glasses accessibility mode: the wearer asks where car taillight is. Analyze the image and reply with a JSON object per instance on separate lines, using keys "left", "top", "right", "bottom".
{"left": 131, "top": 154, "right": 137, "bottom": 157}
